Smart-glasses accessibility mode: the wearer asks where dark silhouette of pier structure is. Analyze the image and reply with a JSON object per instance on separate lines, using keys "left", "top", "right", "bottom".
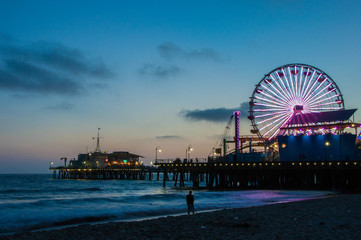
{"left": 51, "top": 158, "right": 361, "bottom": 192}
{"left": 51, "top": 109, "right": 361, "bottom": 191}
{"left": 51, "top": 64, "right": 361, "bottom": 192}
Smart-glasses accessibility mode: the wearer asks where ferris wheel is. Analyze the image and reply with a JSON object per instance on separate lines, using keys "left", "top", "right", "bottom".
{"left": 248, "top": 63, "right": 344, "bottom": 140}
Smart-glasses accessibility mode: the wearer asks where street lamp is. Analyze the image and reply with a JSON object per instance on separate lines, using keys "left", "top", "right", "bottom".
{"left": 186, "top": 145, "right": 193, "bottom": 160}
{"left": 325, "top": 141, "right": 330, "bottom": 161}
{"left": 155, "top": 146, "right": 162, "bottom": 162}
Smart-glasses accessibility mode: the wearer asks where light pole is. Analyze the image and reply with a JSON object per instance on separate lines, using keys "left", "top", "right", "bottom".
{"left": 325, "top": 141, "right": 330, "bottom": 161}
{"left": 186, "top": 145, "right": 193, "bottom": 160}
{"left": 155, "top": 146, "right": 162, "bottom": 162}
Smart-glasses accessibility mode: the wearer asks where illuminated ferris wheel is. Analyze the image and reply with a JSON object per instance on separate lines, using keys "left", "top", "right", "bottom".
{"left": 248, "top": 63, "right": 344, "bottom": 140}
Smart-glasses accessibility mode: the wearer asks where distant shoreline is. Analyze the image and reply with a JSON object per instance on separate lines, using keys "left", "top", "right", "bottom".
{"left": 3, "top": 193, "right": 360, "bottom": 240}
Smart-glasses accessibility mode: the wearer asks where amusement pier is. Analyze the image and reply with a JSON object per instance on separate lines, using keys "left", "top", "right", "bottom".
{"left": 51, "top": 63, "right": 361, "bottom": 191}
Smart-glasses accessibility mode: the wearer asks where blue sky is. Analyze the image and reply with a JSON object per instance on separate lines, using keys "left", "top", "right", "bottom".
{"left": 0, "top": 0, "right": 360, "bottom": 173}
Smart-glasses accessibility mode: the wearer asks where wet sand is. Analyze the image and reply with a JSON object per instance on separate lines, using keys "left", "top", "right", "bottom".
{"left": 2, "top": 194, "right": 361, "bottom": 240}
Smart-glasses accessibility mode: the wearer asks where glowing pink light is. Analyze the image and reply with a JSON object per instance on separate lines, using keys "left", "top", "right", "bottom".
{"left": 259, "top": 113, "right": 290, "bottom": 132}
{"left": 254, "top": 96, "right": 288, "bottom": 108}
{"left": 301, "top": 70, "right": 317, "bottom": 99}
{"left": 296, "top": 67, "right": 302, "bottom": 98}
{"left": 254, "top": 111, "right": 291, "bottom": 118}
{"left": 257, "top": 112, "right": 289, "bottom": 124}
{"left": 264, "top": 113, "right": 293, "bottom": 139}
{"left": 303, "top": 82, "right": 332, "bottom": 105}
{"left": 269, "top": 74, "right": 293, "bottom": 101}
{"left": 308, "top": 94, "right": 340, "bottom": 106}
{"left": 283, "top": 68, "right": 296, "bottom": 100}
{"left": 270, "top": 75, "right": 292, "bottom": 101}
{"left": 302, "top": 73, "right": 322, "bottom": 101}
{"left": 256, "top": 86, "right": 290, "bottom": 104}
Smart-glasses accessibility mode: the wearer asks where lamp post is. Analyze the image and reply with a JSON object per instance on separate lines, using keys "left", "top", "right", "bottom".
{"left": 325, "top": 141, "right": 330, "bottom": 161}
{"left": 155, "top": 146, "right": 162, "bottom": 163}
{"left": 186, "top": 145, "right": 193, "bottom": 160}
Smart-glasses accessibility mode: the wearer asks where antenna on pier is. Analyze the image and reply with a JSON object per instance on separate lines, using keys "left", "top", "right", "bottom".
{"left": 92, "top": 128, "right": 102, "bottom": 153}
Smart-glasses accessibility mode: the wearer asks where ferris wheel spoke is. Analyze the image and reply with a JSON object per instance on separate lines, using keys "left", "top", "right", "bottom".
{"left": 308, "top": 94, "right": 340, "bottom": 106}
{"left": 283, "top": 68, "right": 296, "bottom": 100}
{"left": 309, "top": 106, "right": 343, "bottom": 111}
{"left": 262, "top": 113, "right": 293, "bottom": 138}
{"left": 253, "top": 108, "right": 289, "bottom": 112}
{"left": 257, "top": 112, "right": 290, "bottom": 125}
{"left": 259, "top": 112, "right": 292, "bottom": 131}
{"left": 269, "top": 113, "right": 294, "bottom": 138}
{"left": 254, "top": 102, "right": 289, "bottom": 110}
{"left": 288, "top": 66, "right": 297, "bottom": 98}
{"left": 300, "top": 69, "right": 317, "bottom": 99}
{"left": 303, "top": 82, "right": 332, "bottom": 105}
{"left": 254, "top": 111, "right": 290, "bottom": 119}
{"left": 254, "top": 95, "right": 289, "bottom": 108}
{"left": 309, "top": 101, "right": 338, "bottom": 109}
{"left": 302, "top": 74, "right": 325, "bottom": 102}
{"left": 288, "top": 66, "right": 301, "bottom": 99}
{"left": 275, "top": 72, "right": 294, "bottom": 101}
{"left": 297, "top": 66, "right": 304, "bottom": 98}
{"left": 259, "top": 84, "right": 287, "bottom": 105}
{"left": 276, "top": 72, "right": 293, "bottom": 99}
{"left": 302, "top": 72, "right": 321, "bottom": 100}
{"left": 256, "top": 90, "right": 287, "bottom": 104}
{"left": 299, "top": 67, "right": 311, "bottom": 98}
{"left": 265, "top": 76, "right": 292, "bottom": 102}
{"left": 269, "top": 74, "right": 293, "bottom": 101}
{"left": 306, "top": 90, "right": 338, "bottom": 106}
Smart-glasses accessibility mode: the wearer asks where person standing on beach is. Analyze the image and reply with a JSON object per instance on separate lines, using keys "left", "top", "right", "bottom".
{"left": 186, "top": 191, "right": 195, "bottom": 215}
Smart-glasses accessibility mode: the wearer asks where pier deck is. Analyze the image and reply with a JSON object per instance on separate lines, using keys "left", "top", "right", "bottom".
{"left": 52, "top": 160, "right": 361, "bottom": 191}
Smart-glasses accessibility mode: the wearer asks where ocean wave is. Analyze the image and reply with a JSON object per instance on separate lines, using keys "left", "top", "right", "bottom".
{"left": 0, "top": 215, "right": 117, "bottom": 235}
{"left": 0, "top": 187, "right": 102, "bottom": 195}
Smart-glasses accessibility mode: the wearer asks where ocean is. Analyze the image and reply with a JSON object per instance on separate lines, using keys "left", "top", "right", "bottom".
{"left": 0, "top": 174, "right": 331, "bottom": 235}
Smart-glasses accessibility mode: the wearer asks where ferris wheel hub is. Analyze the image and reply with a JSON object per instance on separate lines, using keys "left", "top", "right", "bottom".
{"left": 293, "top": 105, "right": 304, "bottom": 113}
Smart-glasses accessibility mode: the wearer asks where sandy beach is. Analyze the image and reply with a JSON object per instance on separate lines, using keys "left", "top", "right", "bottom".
{"left": 2, "top": 194, "right": 361, "bottom": 240}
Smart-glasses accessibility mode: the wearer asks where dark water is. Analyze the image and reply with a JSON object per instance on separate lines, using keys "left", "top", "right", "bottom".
{"left": 0, "top": 174, "right": 331, "bottom": 235}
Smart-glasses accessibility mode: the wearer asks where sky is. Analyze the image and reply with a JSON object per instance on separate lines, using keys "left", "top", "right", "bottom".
{"left": 0, "top": 0, "right": 361, "bottom": 173}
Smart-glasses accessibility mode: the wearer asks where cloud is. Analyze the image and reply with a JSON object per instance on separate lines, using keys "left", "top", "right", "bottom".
{"left": 157, "top": 42, "right": 222, "bottom": 62}
{"left": 0, "top": 39, "right": 114, "bottom": 96}
{"left": 155, "top": 135, "right": 182, "bottom": 139}
{"left": 45, "top": 101, "right": 75, "bottom": 111}
{"left": 180, "top": 102, "right": 249, "bottom": 123}
{"left": 138, "top": 42, "right": 222, "bottom": 80}
{"left": 138, "top": 63, "right": 181, "bottom": 79}
{"left": 0, "top": 60, "right": 82, "bottom": 95}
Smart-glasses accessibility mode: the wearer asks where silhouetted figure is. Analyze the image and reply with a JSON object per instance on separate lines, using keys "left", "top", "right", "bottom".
{"left": 186, "top": 191, "right": 195, "bottom": 215}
